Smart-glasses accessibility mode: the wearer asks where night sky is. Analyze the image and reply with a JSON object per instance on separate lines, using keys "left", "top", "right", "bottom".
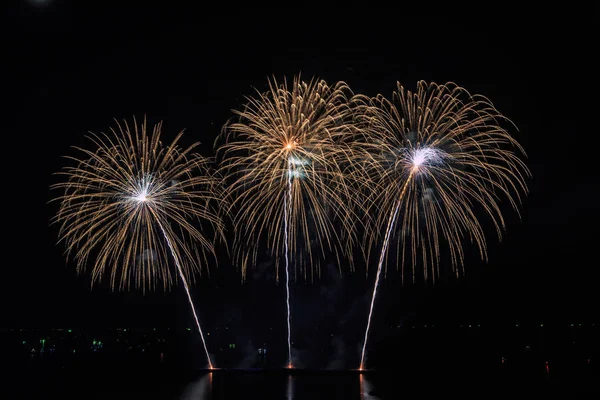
{"left": 3, "top": 2, "right": 596, "bottom": 343}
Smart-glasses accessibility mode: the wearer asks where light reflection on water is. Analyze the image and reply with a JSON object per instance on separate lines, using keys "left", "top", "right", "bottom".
{"left": 8, "top": 357, "right": 596, "bottom": 399}
{"left": 359, "top": 374, "right": 380, "bottom": 400}
{"left": 168, "top": 361, "right": 596, "bottom": 400}
{"left": 179, "top": 371, "right": 369, "bottom": 400}
{"left": 180, "top": 372, "right": 213, "bottom": 400}
{"left": 286, "top": 374, "right": 294, "bottom": 400}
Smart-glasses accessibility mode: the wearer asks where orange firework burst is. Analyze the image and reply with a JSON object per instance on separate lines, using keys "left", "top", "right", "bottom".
{"left": 359, "top": 81, "right": 530, "bottom": 280}
{"left": 357, "top": 81, "right": 530, "bottom": 369}
{"left": 50, "top": 116, "right": 226, "bottom": 292}
{"left": 215, "top": 76, "right": 365, "bottom": 282}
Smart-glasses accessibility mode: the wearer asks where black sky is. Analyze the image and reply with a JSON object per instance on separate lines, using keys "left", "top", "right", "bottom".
{"left": 2, "top": 3, "right": 597, "bottom": 333}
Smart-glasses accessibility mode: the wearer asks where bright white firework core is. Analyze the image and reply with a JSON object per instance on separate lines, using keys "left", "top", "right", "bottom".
{"left": 135, "top": 192, "right": 148, "bottom": 202}
{"left": 131, "top": 177, "right": 152, "bottom": 203}
{"left": 410, "top": 147, "right": 446, "bottom": 169}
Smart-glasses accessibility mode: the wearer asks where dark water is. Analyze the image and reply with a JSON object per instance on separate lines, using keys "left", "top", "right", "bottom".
{"left": 2, "top": 325, "right": 598, "bottom": 399}
{"left": 5, "top": 358, "right": 599, "bottom": 399}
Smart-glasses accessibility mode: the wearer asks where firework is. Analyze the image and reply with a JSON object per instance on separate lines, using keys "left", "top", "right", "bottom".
{"left": 51, "top": 116, "right": 225, "bottom": 368}
{"left": 357, "top": 81, "right": 530, "bottom": 369}
{"left": 216, "top": 76, "right": 364, "bottom": 367}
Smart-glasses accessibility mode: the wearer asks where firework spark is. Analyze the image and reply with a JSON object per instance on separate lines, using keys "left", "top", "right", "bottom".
{"left": 216, "top": 76, "right": 364, "bottom": 367}
{"left": 50, "top": 116, "right": 225, "bottom": 368}
{"left": 357, "top": 81, "right": 530, "bottom": 369}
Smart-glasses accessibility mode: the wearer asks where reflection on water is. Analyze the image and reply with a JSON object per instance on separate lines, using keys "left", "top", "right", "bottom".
{"left": 6, "top": 360, "right": 598, "bottom": 399}
{"left": 179, "top": 371, "right": 368, "bottom": 400}
{"left": 173, "top": 361, "right": 595, "bottom": 400}
{"left": 180, "top": 372, "right": 213, "bottom": 400}
{"left": 177, "top": 366, "right": 572, "bottom": 400}
{"left": 10, "top": 354, "right": 587, "bottom": 400}
{"left": 359, "top": 374, "right": 380, "bottom": 400}
{"left": 286, "top": 374, "right": 294, "bottom": 400}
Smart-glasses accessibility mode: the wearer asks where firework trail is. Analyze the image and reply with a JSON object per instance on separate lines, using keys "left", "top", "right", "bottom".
{"left": 50, "top": 116, "right": 225, "bottom": 368}
{"left": 216, "top": 76, "right": 364, "bottom": 367}
{"left": 155, "top": 219, "right": 213, "bottom": 368}
{"left": 357, "top": 82, "right": 530, "bottom": 369}
{"left": 359, "top": 174, "right": 409, "bottom": 370}
{"left": 284, "top": 159, "right": 293, "bottom": 367}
